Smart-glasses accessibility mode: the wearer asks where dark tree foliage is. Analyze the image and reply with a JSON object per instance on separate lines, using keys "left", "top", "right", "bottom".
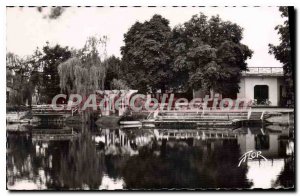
{"left": 121, "top": 13, "right": 252, "bottom": 95}
{"left": 41, "top": 44, "right": 71, "bottom": 103}
{"left": 103, "top": 55, "right": 123, "bottom": 89}
{"left": 269, "top": 7, "right": 294, "bottom": 106}
{"left": 121, "top": 15, "right": 173, "bottom": 93}
{"left": 274, "top": 157, "right": 295, "bottom": 188}
{"left": 171, "top": 13, "right": 253, "bottom": 95}
{"left": 6, "top": 52, "right": 38, "bottom": 106}
{"left": 6, "top": 47, "right": 68, "bottom": 106}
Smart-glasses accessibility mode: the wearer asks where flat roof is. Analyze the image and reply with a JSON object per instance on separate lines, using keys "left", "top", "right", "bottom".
{"left": 242, "top": 67, "right": 284, "bottom": 77}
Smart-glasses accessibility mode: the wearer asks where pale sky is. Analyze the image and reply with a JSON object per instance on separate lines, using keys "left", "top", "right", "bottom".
{"left": 7, "top": 7, "right": 284, "bottom": 67}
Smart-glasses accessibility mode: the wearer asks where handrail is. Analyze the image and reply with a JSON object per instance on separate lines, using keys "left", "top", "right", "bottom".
{"left": 245, "top": 67, "right": 283, "bottom": 74}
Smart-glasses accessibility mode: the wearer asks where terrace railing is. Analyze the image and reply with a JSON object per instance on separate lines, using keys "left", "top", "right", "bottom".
{"left": 244, "top": 67, "right": 283, "bottom": 75}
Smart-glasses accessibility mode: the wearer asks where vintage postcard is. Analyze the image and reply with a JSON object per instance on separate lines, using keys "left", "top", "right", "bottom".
{"left": 6, "top": 6, "right": 295, "bottom": 190}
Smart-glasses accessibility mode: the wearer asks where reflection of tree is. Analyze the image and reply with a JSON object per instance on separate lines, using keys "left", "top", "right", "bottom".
{"left": 207, "top": 140, "right": 253, "bottom": 188}
{"left": 121, "top": 139, "right": 252, "bottom": 189}
{"left": 8, "top": 127, "right": 295, "bottom": 190}
{"left": 105, "top": 156, "right": 128, "bottom": 180}
{"left": 7, "top": 134, "right": 36, "bottom": 186}
{"left": 7, "top": 125, "right": 106, "bottom": 190}
{"left": 57, "top": 128, "right": 105, "bottom": 189}
{"left": 274, "top": 157, "right": 295, "bottom": 188}
{"left": 7, "top": 133, "right": 69, "bottom": 189}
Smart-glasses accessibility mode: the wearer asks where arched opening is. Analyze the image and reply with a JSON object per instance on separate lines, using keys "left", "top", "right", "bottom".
{"left": 254, "top": 85, "right": 269, "bottom": 104}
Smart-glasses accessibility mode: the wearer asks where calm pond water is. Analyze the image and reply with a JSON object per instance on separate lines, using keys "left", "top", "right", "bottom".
{"left": 7, "top": 123, "right": 294, "bottom": 190}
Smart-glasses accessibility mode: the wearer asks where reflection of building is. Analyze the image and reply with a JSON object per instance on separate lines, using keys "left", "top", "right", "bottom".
{"left": 97, "top": 129, "right": 131, "bottom": 147}
{"left": 155, "top": 128, "right": 238, "bottom": 141}
{"left": 153, "top": 126, "right": 290, "bottom": 160}
{"left": 31, "top": 126, "right": 77, "bottom": 141}
{"left": 237, "top": 127, "right": 290, "bottom": 159}
{"left": 34, "top": 141, "right": 49, "bottom": 157}
{"left": 93, "top": 129, "right": 154, "bottom": 155}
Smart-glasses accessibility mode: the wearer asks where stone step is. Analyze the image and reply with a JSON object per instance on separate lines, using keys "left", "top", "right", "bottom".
{"left": 159, "top": 113, "right": 247, "bottom": 117}
{"left": 249, "top": 112, "right": 263, "bottom": 120}
{"left": 158, "top": 116, "right": 247, "bottom": 121}
{"left": 153, "top": 119, "right": 232, "bottom": 123}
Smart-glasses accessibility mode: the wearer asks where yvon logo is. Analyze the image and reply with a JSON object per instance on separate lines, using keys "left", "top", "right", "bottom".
{"left": 238, "top": 150, "right": 268, "bottom": 167}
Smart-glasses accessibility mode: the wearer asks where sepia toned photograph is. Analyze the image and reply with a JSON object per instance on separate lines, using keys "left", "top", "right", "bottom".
{"left": 6, "top": 6, "right": 295, "bottom": 190}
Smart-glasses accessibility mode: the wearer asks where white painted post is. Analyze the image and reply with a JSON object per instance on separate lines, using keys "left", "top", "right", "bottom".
{"left": 260, "top": 111, "right": 265, "bottom": 120}
{"left": 247, "top": 107, "right": 252, "bottom": 120}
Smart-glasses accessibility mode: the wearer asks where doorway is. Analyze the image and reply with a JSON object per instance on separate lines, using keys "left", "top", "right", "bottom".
{"left": 254, "top": 85, "right": 269, "bottom": 104}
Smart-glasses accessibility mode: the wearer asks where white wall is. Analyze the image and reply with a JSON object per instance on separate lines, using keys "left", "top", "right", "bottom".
{"left": 237, "top": 76, "right": 281, "bottom": 106}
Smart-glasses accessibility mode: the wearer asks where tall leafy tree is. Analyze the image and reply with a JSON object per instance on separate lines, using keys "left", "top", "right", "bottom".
{"left": 41, "top": 44, "right": 71, "bottom": 103}
{"left": 103, "top": 55, "right": 127, "bottom": 90}
{"left": 121, "top": 15, "right": 173, "bottom": 93}
{"left": 6, "top": 53, "right": 34, "bottom": 105}
{"left": 269, "top": 7, "right": 294, "bottom": 106}
{"left": 171, "top": 13, "right": 253, "bottom": 96}
{"left": 27, "top": 49, "right": 44, "bottom": 104}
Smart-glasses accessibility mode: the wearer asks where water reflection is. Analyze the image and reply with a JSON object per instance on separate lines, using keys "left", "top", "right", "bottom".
{"left": 7, "top": 123, "right": 294, "bottom": 190}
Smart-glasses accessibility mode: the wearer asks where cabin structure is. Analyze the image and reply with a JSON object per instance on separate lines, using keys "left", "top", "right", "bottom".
{"left": 194, "top": 67, "right": 286, "bottom": 107}
{"left": 237, "top": 67, "right": 285, "bottom": 107}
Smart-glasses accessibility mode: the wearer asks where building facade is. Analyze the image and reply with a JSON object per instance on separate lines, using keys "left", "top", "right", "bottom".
{"left": 193, "top": 67, "right": 286, "bottom": 107}
{"left": 237, "top": 67, "right": 285, "bottom": 107}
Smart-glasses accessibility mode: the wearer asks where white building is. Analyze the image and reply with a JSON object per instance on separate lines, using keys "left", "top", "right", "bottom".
{"left": 193, "top": 67, "right": 286, "bottom": 107}
{"left": 237, "top": 67, "right": 285, "bottom": 107}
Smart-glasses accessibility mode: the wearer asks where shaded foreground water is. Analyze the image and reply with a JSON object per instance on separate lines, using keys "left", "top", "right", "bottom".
{"left": 7, "top": 123, "right": 294, "bottom": 190}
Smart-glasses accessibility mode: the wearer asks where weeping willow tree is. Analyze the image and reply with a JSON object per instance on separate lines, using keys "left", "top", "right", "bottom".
{"left": 58, "top": 36, "right": 108, "bottom": 122}
{"left": 58, "top": 36, "right": 108, "bottom": 96}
